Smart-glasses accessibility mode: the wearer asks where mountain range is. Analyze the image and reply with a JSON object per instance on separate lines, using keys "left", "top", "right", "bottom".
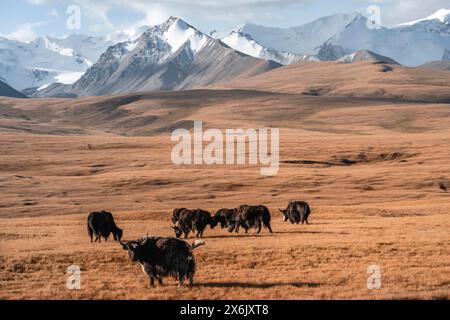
{"left": 0, "top": 9, "right": 449, "bottom": 97}
{"left": 36, "top": 17, "right": 280, "bottom": 97}
{"left": 216, "top": 10, "right": 450, "bottom": 66}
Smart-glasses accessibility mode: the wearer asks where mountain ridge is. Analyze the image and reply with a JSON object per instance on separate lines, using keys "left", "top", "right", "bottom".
{"left": 35, "top": 17, "right": 281, "bottom": 97}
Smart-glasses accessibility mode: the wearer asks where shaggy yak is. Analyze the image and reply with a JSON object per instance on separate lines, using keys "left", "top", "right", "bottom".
{"left": 87, "top": 210, "right": 123, "bottom": 242}
{"left": 120, "top": 236, "right": 205, "bottom": 287}
{"left": 171, "top": 208, "right": 188, "bottom": 224}
{"left": 227, "top": 205, "right": 273, "bottom": 234}
{"left": 214, "top": 208, "right": 236, "bottom": 229}
{"left": 279, "top": 200, "right": 311, "bottom": 225}
{"left": 172, "top": 209, "right": 218, "bottom": 239}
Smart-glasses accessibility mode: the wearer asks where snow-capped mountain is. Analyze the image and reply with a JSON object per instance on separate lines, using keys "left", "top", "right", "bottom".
{"left": 216, "top": 9, "right": 450, "bottom": 66}
{"left": 396, "top": 8, "right": 450, "bottom": 27}
{"left": 0, "top": 36, "right": 87, "bottom": 91}
{"left": 215, "top": 13, "right": 359, "bottom": 55}
{"left": 319, "top": 10, "right": 450, "bottom": 66}
{"left": 40, "top": 34, "right": 115, "bottom": 65}
{"left": 220, "top": 31, "right": 317, "bottom": 65}
{"left": 0, "top": 34, "right": 116, "bottom": 92}
{"left": 37, "top": 17, "right": 281, "bottom": 97}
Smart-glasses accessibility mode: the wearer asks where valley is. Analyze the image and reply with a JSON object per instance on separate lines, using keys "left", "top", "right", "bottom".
{"left": 1, "top": 61, "right": 449, "bottom": 299}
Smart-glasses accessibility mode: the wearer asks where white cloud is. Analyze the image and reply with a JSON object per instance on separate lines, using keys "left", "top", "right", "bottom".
{"left": 26, "top": 0, "right": 50, "bottom": 4}
{"left": 16, "top": 0, "right": 450, "bottom": 35}
{"left": 2, "top": 21, "right": 47, "bottom": 42}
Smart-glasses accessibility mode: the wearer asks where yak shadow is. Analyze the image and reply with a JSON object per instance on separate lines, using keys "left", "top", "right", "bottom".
{"left": 185, "top": 229, "right": 347, "bottom": 239}
{"left": 182, "top": 230, "right": 349, "bottom": 241}
{"left": 274, "top": 230, "right": 348, "bottom": 235}
{"left": 196, "top": 281, "right": 321, "bottom": 289}
{"left": 199, "top": 233, "right": 276, "bottom": 239}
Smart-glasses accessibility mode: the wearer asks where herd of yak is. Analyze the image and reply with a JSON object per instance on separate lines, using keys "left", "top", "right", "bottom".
{"left": 86, "top": 201, "right": 311, "bottom": 287}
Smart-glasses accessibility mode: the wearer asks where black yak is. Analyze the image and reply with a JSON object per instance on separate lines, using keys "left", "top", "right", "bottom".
{"left": 227, "top": 205, "right": 273, "bottom": 234}
{"left": 279, "top": 201, "right": 311, "bottom": 225}
{"left": 120, "top": 235, "right": 205, "bottom": 287}
{"left": 214, "top": 208, "right": 236, "bottom": 228}
{"left": 171, "top": 208, "right": 188, "bottom": 224}
{"left": 87, "top": 210, "right": 123, "bottom": 242}
{"left": 171, "top": 209, "right": 217, "bottom": 239}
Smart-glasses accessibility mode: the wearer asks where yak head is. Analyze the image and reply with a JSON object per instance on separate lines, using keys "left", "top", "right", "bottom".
{"left": 120, "top": 236, "right": 149, "bottom": 262}
{"left": 213, "top": 212, "right": 226, "bottom": 229}
{"left": 278, "top": 208, "right": 289, "bottom": 222}
{"left": 209, "top": 215, "right": 219, "bottom": 229}
{"left": 171, "top": 225, "right": 183, "bottom": 238}
{"left": 113, "top": 227, "right": 123, "bottom": 241}
{"left": 172, "top": 208, "right": 186, "bottom": 224}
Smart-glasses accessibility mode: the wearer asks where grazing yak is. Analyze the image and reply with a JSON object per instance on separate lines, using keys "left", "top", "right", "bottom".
{"left": 214, "top": 208, "right": 236, "bottom": 228}
{"left": 120, "top": 235, "right": 205, "bottom": 287}
{"left": 87, "top": 211, "right": 123, "bottom": 242}
{"left": 227, "top": 205, "right": 273, "bottom": 234}
{"left": 172, "top": 209, "right": 218, "bottom": 239}
{"left": 279, "top": 201, "right": 311, "bottom": 225}
{"left": 171, "top": 208, "right": 188, "bottom": 224}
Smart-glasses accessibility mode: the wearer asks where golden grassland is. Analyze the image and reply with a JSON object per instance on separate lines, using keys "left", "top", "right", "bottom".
{"left": 1, "top": 62, "right": 450, "bottom": 299}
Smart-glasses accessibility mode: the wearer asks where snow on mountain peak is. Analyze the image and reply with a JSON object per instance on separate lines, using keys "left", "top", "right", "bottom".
{"left": 163, "top": 17, "right": 208, "bottom": 53}
{"left": 221, "top": 31, "right": 263, "bottom": 58}
{"left": 132, "top": 17, "right": 210, "bottom": 54}
{"left": 398, "top": 8, "right": 450, "bottom": 26}
{"left": 427, "top": 8, "right": 450, "bottom": 23}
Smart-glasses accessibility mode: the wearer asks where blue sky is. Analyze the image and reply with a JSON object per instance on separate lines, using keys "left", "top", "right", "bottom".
{"left": 1, "top": 0, "right": 449, "bottom": 41}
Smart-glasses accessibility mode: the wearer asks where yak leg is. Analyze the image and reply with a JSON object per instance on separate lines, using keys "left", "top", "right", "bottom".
{"left": 178, "top": 275, "right": 185, "bottom": 287}
{"left": 157, "top": 275, "right": 163, "bottom": 286}
{"left": 188, "top": 274, "right": 194, "bottom": 287}
{"left": 149, "top": 276, "right": 155, "bottom": 287}
{"left": 256, "top": 220, "right": 263, "bottom": 234}
{"left": 266, "top": 223, "right": 273, "bottom": 233}
{"left": 305, "top": 218, "right": 309, "bottom": 225}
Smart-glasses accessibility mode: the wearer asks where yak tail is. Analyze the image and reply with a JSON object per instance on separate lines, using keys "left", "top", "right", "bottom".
{"left": 87, "top": 214, "right": 93, "bottom": 237}
{"left": 191, "top": 240, "right": 205, "bottom": 250}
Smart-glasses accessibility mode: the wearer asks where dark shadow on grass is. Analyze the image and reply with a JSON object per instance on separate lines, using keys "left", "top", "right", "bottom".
{"left": 184, "top": 229, "right": 348, "bottom": 239}
{"left": 275, "top": 230, "right": 349, "bottom": 235}
{"left": 185, "top": 233, "right": 275, "bottom": 239}
{"left": 195, "top": 281, "right": 321, "bottom": 289}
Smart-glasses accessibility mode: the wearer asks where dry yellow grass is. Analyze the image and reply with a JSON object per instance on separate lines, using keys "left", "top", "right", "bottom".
{"left": 1, "top": 62, "right": 450, "bottom": 299}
